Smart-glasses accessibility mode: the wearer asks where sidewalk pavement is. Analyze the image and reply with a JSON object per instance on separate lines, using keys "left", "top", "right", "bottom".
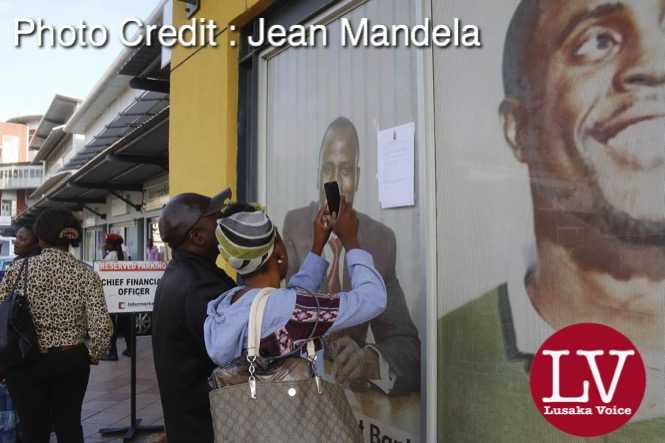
{"left": 64, "top": 336, "right": 166, "bottom": 443}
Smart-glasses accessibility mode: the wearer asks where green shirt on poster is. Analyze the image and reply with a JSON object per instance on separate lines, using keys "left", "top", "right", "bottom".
{"left": 438, "top": 285, "right": 665, "bottom": 442}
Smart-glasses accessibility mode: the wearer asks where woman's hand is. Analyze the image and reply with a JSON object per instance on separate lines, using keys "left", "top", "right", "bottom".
{"left": 330, "top": 198, "right": 360, "bottom": 251}
{"left": 311, "top": 207, "right": 332, "bottom": 256}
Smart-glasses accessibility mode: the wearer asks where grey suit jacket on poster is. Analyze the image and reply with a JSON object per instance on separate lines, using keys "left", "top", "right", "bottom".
{"left": 282, "top": 202, "right": 420, "bottom": 394}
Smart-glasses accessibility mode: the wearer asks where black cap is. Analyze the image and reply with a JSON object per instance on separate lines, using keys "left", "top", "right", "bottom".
{"left": 159, "top": 188, "right": 231, "bottom": 249}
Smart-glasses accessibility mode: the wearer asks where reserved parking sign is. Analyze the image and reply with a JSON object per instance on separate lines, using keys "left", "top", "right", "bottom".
{"left": 94, "top": 261, "right": 166, "bottom": 314}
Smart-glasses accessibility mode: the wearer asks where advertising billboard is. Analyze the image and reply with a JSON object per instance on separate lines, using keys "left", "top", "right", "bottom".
{"left": 435, "top": 1, "right": 665, "bottom": 441}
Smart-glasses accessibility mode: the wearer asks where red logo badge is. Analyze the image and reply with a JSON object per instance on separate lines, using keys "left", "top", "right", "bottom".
{"left": 530, "top": 323, "right": 645, "bottom": 437}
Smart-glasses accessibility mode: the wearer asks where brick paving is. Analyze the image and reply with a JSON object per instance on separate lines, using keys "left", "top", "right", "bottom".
{"left": 53, "top": 336, "right": 166, "bottom": 443}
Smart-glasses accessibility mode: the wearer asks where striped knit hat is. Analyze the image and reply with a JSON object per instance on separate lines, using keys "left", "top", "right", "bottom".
{"left": 215, "top": 208, "right": 276, "bottom": 275}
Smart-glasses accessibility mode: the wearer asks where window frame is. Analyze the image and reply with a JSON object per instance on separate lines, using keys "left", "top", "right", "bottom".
{"left": 236, "top": 0, "right": 341, "bottom": 201}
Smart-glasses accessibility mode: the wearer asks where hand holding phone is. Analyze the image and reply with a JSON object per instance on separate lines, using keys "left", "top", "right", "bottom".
{"left": 330, "top": 197, "right": 359, "bottom": 251}
{"left": 324, "top": 181, "right": 341, "bottom": 216}
{"left": 312, "top": 207, "right": 332, "bottom": 256}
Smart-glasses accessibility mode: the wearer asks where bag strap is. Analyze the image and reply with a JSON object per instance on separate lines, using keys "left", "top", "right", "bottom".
{"left": 245, "top": 287, "right": 323, "bottom": 398}
{"left": 246, "top": 287, "right": 274, "bottom": 399}
{"left": 9, "top": 259, "right": 28, "bottom": 297}
{"left": 246, "top": 287, "right": 318, "bottom": 361}
{"left": 22, "top": 259, "right": 28, "bottom": 297}
{"left": 246, "top": 287, "right": 275, "bottom": 359}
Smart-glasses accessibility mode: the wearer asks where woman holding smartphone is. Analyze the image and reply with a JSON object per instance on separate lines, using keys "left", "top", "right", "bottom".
{"left": 204, "top": 197, "right": 386, "bottom": 371}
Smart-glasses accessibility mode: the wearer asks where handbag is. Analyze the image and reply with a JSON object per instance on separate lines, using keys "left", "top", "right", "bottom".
{"left": 208, "top": 288, "right": 363, "bottom": 443}
{"left": 0, "top": 259, "right": 39, "bottom": 370}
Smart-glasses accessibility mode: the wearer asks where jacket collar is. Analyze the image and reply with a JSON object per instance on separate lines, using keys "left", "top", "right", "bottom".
{"left": 174, "top": 248, "right": 219, "bottom": 270}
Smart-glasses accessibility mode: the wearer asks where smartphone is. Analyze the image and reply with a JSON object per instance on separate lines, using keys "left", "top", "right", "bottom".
{"left": 324, "top": 181, "right": 341, "bottom": 216}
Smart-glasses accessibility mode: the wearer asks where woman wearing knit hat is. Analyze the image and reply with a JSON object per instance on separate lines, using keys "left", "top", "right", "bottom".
{"left": 204, "top": 197, "right": 387, "bottom": 375}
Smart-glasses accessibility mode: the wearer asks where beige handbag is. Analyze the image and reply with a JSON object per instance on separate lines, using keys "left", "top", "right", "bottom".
{"left": 209, "top": 288, "right": 363, "bottom": 443}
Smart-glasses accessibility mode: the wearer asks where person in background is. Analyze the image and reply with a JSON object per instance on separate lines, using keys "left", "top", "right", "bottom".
{"left": 0, "top": 207, "right": 113, "bottom": 443}
{"left": 14, "top": 224, "right": 41, "bottom": 259}
{"left": 0, "top": 224, "right": 39, "bottom": 440}
{"left": 146, "top": 239, "right": 162, "bottom": 261}
{"left": 205, "top": 199, "right": 387, "bottom": 379}
{"left": 152, "top": 191, "right": 236, "bottom": 443}
{"left": 100, "top": 233, "right": 129, "bottom": 360}
{"left": 103, "top": 233, "right": 124, "bottom": 261}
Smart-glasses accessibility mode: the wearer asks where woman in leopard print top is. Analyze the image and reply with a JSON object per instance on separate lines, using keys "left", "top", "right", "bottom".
{"left": 0, "top": 207, "right": 113, "bottom": 443}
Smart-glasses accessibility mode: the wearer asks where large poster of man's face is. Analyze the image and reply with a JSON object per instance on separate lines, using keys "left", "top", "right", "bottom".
{"left": 436, "top": 0, "right": 664, "bottom": 441}
{"left": 261, "top": 1, "right": 425, "bottom": 441}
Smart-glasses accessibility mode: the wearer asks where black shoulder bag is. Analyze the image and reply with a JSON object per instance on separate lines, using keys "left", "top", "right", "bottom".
{"left": 0, "top": 259, "right": 39, "bottom": 370}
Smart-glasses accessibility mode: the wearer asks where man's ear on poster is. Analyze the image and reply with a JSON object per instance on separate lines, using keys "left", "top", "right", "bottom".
{"left": 354, "top": 165, "right": 360, "bottom": 192}
{"left": 500, "top": 97, "right": 530, "bottom": 164}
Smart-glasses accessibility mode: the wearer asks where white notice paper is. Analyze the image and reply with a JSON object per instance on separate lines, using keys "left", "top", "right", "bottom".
{"left": 377, "top": 122, "right": 415, "bottom": 209}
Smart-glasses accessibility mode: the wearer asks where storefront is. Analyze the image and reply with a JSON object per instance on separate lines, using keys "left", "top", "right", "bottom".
{"left": 83, "top": 225, "right": 106, "bottom": 263}
{"left": 22, "top": 103, "right": 170, "bottom": 266}
{"left": 68, "top": 108, "right": 169, "bottom": 265}
{"left": 144, "top": 178, "right": 171, "bottom": 262}
{"left": 170, "top": 1, "right": 434, "bottom": 441}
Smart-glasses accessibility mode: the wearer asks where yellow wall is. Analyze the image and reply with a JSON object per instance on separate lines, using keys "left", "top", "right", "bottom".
{"left": 169, "top": 0, "right": 272, "bottom": 271}
{"left": 169, "top": 0, "right": 272, "bottom": 198}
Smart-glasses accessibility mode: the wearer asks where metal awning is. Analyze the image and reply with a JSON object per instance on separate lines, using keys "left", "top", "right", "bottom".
{"left": 64, "top": 0, "right": 168, "bottom": 135}
{"left": 119, "top": 27, "right": 164, "bottom": 77}
{"left": 16, "top": 171, "right": 77, "bottom": 227}
{"left": 28, "top": 170, "right": 73, "bottom": 201}
{"left": 16, "top": 190, "right": 80, "bottom": 228}
{"left": 29, "top": 95, "right": 80, "bottom": 150}
{"left": 49, "top": 108, "right": 169, "bottom": 210}
{"left": 63, "top": 91, "right": 168, "bottom": 171}
{"left": 33, "top": 126, "right": 66, "bottom": 163}
{"left": 16, "top": 108, "right": 169, "bottom": 227}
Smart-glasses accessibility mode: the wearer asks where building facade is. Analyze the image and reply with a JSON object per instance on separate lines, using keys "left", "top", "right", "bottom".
{"left": 14, "top": 0, "right": 663, "bottom": 440}
{"left": 20, "top": 2, "right": 171, "bottom": 268}
{"left": 0, "top": 117, "right": 44, "bottom": 234}
{"left": 168, "top": 0, "right": 665, "bottom": 442}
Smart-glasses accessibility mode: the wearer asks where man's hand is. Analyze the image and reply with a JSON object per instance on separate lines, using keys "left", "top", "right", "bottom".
{"left": 330, "top": 198, "right": 359, "bottom": 251}
{"left": 312, "top": 207, "right": 332, "bottom": 256}
{"left": 331, "top": 335, "right": 379, "bottom": 386}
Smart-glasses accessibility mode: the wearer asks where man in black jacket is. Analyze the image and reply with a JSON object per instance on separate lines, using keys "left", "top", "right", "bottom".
{"left": 152, "top": 191, "right": 235, "bottom": 443}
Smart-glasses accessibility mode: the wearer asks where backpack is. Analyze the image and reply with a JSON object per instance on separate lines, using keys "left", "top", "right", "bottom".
{"left": 0, "top": 259, "right": 39, "bottom": 371}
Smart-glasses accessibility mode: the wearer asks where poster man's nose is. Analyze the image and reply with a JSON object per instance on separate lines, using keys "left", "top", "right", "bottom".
{"left": 616, "top": 29, "right": 665, "bottom": 91}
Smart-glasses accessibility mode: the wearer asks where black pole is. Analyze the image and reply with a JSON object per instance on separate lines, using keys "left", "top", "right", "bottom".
{"left": 130, "top": 312, "right": 137, "bottom": 430}
{"left": 99, "top": 312, "right": 164, "bottom": 441}
{"left": 125, "top": 312, "right": 137, "bottom": 440}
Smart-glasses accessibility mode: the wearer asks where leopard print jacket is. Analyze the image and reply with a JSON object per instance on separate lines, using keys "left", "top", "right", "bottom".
{"left": 0, "top": 248, "right": 113, "bottom": 362}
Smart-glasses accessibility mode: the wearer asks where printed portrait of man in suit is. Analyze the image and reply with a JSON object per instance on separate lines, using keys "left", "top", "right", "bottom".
{"left": 438, "top": 0, "right": 665, "bottom": 441}
{"left": 282, "top": 117, "right": 421, "bottom": 396}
